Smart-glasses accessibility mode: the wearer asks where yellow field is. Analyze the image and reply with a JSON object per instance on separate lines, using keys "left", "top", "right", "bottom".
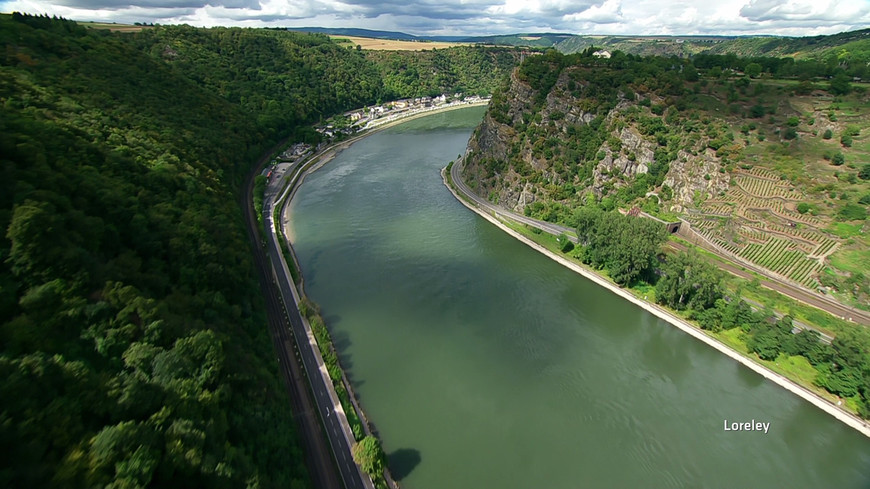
{"left": 330, "top": 35, "right": 470, "bottom": 51}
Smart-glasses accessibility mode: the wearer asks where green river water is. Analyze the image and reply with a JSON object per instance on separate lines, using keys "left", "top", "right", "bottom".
{"left": 288, "top": 107, "right": 870, "bottom": 489}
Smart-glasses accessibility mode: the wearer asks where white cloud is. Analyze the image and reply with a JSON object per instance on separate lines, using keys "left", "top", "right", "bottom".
{"left": 740, "top": 0, "right": 870, "bottom": 22}
{"left": 2, "top": 0, "right": 869, "bottom": 35}
{"left": 562, "top": 0, "right": 622, "bottom": 24}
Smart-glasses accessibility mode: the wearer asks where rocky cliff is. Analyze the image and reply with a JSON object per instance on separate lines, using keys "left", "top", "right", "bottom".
{"left": 462, "top": 54, "right": 732, "bottom": 217}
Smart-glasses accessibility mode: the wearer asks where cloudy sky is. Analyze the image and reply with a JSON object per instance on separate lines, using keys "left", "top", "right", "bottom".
{"left": 2, "top": 0, "right": 869, "bottom": 36}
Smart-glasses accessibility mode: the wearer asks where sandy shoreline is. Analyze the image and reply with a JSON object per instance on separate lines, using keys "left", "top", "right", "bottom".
{"left": 441, "top": 167, "right": 870, "bottom": 439}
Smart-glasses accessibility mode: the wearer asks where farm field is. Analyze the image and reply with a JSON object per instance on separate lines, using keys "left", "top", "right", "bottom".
{"left": 331, "top": 35, "right": 471, "bottom": 51}
{"left": 80, "top": 21, "right": 151, "bottom": 32}
{"left": 682, "top": 85, "right": 869, "bottom": 305}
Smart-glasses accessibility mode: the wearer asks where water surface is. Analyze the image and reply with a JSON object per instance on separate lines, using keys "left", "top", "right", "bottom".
{"left": 289, "top": 107, "right": 870, "bottom": 489}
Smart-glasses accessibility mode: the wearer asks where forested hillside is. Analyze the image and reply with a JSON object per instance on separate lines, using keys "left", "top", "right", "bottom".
{"left": 365, "top": 46, "right": 522, "bottom": 99}
{"left": 131, "top": 26, "right": 385, "bottom": 143}
{"left": 0, "top": 13, "right": 519, "bottom": 488}
{"left": 0, "top": 14, "right": 311, "bottom": 488}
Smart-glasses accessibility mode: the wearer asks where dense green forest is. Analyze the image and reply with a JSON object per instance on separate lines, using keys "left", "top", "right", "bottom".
{"left": 1, "top": 14, "right": 308, "bottom": 488}
{"left": 0, "top": 13, "right": 519, "bottom": 487}
{"left": 131, "top": 26, "right": 385, "bottom": 143}
{"left": 365, "top": 46, "right": 522, "bottom": 99}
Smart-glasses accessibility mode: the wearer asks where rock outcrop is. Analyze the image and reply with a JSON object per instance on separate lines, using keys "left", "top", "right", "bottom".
{"left": 463, "top": 63, "right": 733, "bottom": 213}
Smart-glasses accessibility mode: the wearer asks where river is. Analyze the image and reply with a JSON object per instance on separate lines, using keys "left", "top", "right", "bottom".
{"left": 288, "top": 107, "right": 870, "bottom": 489}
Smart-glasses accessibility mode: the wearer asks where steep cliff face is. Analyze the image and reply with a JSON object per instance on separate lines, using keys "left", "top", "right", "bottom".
{"left": 462, "top": 56, "right": 731, "bottom": 216}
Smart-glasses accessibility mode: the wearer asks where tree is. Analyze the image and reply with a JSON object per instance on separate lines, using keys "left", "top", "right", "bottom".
{"left": 832, "top": 152, "right": 845, "bottom": 166}
{"left": 859, "top": 164, "right": 870, "bottom": 181}
{"left": 839, "top": 203, "right": 867, "bottom": 221}
{"left": 558, "top": 233, "right": 574, "bottom": 253}
{"left": 841, "top": 133, "right": 853, "bottom": 147}
{"left": 655, "top": 250, "right": 724, "bottom": 311}
{"left": 797, "top": 203, "right": 810, "bottom": 214}
{"left": 744, "top": 62, "right": 762, "bottom": 78}
{"left": 823, "top": 129, "right": 833, "bottom": 139}
{"left": 352, "top": 435, "right": 385, "bottom": 478}
{"left": 829, "top": 72, "right": 852, "bottom": 95}
{"left": 574, "top": 208, "right": 667, "bottom": 286}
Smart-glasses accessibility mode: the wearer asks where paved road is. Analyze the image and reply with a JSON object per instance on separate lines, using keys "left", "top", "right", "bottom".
{"left": 450, "top": 156, "right": 577, "bottom": 241}
{"left": 263, "top": 167, "right": 374, "bottom": 489}
{"left": 450, "top": 155, "right": 870, "bottom": 328}
{"left": 243, "top": 150, "right": 345, "bottom": 489}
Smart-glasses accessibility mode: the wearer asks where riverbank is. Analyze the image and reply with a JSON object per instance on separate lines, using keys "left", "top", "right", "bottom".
{"left": 441, "top": 164, "right": 870, "bottom": 439}
{"left": 270, "top": 103, "right": 489, "bottom": 489}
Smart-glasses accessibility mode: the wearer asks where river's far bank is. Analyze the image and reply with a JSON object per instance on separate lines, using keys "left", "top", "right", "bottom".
{"left": 281, "top": 101, "right": 489, "bottom": 230}
{"left": 441, "top": 164, "right": 870, "bottom": 440}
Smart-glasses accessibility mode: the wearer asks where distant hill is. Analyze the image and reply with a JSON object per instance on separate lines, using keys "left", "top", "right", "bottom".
{"left": 705, "top": 28, "right": 870, "bottom": 58}
{"left": 286, "top": 28, "right": 870, "bottom": 63}
{"left": 703, "top": 29, "right": 870, "bottom": 72}
{"left": 286, "top": 27, "right": 870, "bottom": 78}
{"left": 555, "top": 35, "right": 741, "bottom": 57}
{"left": 285, "top": 27, "right": 574, "bottom": 46}
{"left": 466, "top": 33, "right": 576, "bottom": 47}
{"left": 554, "top": 29, "right": 870, "bottom": 70}
{"left": 287, "top": 26, "right": 421, "bottom": 40}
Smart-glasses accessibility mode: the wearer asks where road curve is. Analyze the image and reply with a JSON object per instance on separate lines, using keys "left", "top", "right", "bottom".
{"left": 450, "top": 155, "right": 870, "bottom": 327}
{"left": 450, "top": 155, "right": 577, "bottom": 240}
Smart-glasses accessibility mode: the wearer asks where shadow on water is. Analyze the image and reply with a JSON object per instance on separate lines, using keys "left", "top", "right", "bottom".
{"left": 330, "top": 326, "right": 352, "bottom": 353}
{"left": 388, "top": 448, "right": 422, "bottom": 481}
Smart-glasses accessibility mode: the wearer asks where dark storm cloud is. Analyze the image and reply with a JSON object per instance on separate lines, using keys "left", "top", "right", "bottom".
{"left": 51, "top": 0, "right": 260, "bottom": 10}
{"left": 326, "top": 0, "right": 606, "bottom": 25}
{"left": 331, "top": 0, "right": 501, "bottom": 20}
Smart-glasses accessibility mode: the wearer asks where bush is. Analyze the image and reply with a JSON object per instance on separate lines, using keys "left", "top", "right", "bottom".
{"left": 783, "top": 127, "right": 798, "bottom": 140}
{"left": 352, "top": 436, "right": 385, "bottom": 478}
{"left": 823, "top": 129, "right": 833, "bottom": 139}
{"left": 860, "top": 164, "right": 870, "bottom": 180}
{"left": 832, "top": 152, "right": 845, "bottom": 166}
{"left": 558, "top": 234, "right": 575, "bottom": 253}
{"left": 841, "top": 133, "right": 853, "bottom": 147}
{"left": 797, "top": 202, "right": 810, "bottom": 214}
{"left": 839, "top": 203, "right": 868, "bottom": 221}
